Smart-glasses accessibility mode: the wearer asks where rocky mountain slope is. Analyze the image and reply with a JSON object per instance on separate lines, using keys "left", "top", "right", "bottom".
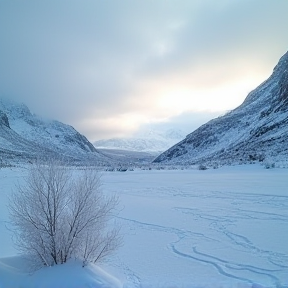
{"left": 0, "top": 99, "right": 108, "bottom": 165}
{"left": 154, "top": 51, "right": 288, "bottom": 166}
{"left": 94, "top": 129, "right": 186, "bottom": 153}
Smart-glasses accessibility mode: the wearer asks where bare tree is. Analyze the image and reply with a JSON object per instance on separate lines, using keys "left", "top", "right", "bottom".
{"left": 9, "top": 161, "right": 120, "bottom": 268}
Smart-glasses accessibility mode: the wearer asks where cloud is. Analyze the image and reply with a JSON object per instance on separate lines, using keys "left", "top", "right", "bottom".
{"left": 0, "top": 0, "right": 288, "bottom": 141}
{"left": 136, "top": 110, "right": 222, "bottom": 137}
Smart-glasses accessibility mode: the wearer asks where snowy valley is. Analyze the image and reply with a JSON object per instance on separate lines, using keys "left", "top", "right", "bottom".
{"left": 0, "top": 50, "right": 288, "bottom": 288}
{"left": 1, "top": 51, "right": 287, "bottom": 169}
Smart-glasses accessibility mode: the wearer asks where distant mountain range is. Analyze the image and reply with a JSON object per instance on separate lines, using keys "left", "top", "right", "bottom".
{"left": 94, "top": 129, "right": 186, "bottom": 153}
{"left": 154, "top": 51, "right": 288, "bottom": 166}
{"left": 0, "top": 99, "right": 107, "bottom": 165}
{"left": 93, "top": 129, "right": 185, "bottom": 154}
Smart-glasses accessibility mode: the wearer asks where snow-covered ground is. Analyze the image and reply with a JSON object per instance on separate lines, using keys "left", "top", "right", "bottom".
{"left": 0, "top": 165, "right": 287, "bottom": 287}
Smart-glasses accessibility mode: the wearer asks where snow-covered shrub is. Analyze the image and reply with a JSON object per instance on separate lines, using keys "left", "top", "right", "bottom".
{"left": 198, "top": 164, "right": 208, "bottom": 170}
{"left": 210, "top": 162, "right": 219, "bottom": 169}
{"left": 9, "top": 161, "right": 121, "bottom": 268}
{"left": 258, "top": 153, "right": 265, "bottom": 162}
{"left": 264, "top": 162, "right": 275, "bottom": 169}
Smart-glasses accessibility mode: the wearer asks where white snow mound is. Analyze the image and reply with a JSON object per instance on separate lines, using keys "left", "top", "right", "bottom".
{"left": 0, "top": 256, "right": 122, "bottom": 288}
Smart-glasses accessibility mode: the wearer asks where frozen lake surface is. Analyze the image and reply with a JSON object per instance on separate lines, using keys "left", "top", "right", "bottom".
{"left": 0, "top": 165, "right": 287, "bottom": 287}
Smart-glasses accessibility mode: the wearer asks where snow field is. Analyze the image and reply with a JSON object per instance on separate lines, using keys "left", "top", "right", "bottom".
{"left": 101, "top": 166, "right": 288, "bottom": 287}
{"left": 0, "top": 165, "right": 287, "bottom": 287}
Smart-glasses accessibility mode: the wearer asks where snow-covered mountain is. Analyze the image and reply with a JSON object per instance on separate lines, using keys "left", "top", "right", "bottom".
{"left": 0, "top": 99, "right": 108, "bottom": 165}
{"left": 154, "top": 51, "right": 288, "bottom": 166}
{"left": 94, "top": 128, "right": 186, "bottom": 153}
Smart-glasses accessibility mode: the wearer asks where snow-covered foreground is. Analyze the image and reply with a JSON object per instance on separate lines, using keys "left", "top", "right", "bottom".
{"left": 0, "top": 165, "right": 287, "bottom": 287}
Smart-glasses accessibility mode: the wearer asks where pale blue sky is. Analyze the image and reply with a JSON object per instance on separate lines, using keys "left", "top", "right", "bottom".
{"left": 0, "top": 0, "right": 288, "bottom": 140}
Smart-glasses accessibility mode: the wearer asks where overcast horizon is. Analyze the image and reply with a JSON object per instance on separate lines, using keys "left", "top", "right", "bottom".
{"left": 1, "top": 0, "right": 288, "bottom": 142}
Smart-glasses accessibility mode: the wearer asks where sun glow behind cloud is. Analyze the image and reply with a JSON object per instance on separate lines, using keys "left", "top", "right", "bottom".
{"left": 78, "top": 69, "right": 269, "bottom": 140}
{"left": 128, "top": 64, "right": 270, "bottom": 124}
{"left": 155, "top": 74, "right": 266, "bottom": 113}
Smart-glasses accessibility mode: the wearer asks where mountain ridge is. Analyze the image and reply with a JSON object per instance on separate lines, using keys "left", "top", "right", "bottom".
{"left": 153, "top": 51, "right": 288, "bottom": 166}
{"left": 0, "top": 99, "right": 108, "bottom": 166}
{"left": 94, "top": 129, "right": 186, "bottom": 153}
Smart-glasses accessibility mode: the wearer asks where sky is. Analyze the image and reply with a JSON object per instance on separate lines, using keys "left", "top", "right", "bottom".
{"left": 0, "top": 0, "right": 288, "bottom": 141}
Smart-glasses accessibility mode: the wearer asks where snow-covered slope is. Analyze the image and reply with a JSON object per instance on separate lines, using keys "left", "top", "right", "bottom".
{"left": 154, "top": 51, "right": 288, "bottom": 166}
{"left": 94, "top": 129, "right": 186, "bottom": 153}
{"left": 0, "top": 99, "right": 107, "bottom": 165}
